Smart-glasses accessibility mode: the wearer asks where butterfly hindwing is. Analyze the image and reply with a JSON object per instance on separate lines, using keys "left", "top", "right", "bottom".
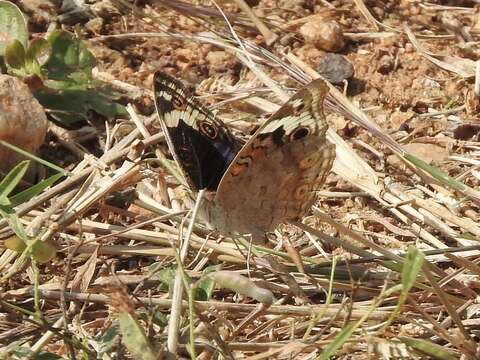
{"left": 153, "top": 71, "right": 241, "bottom": 191}
{"left": 211, "top": 79, "right": 335, "bottom": 237}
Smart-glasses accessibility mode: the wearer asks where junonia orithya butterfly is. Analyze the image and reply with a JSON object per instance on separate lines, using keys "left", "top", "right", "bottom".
{"left": 154, "top": 72, "right": 335, "bottom": 242}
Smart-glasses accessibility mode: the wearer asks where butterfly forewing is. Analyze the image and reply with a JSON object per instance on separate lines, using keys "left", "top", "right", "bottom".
{"left": 153, "top": 71, "right": 241, "bottom": 191}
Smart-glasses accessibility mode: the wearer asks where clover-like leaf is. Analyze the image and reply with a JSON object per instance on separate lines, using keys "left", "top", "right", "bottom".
{"left": 44, "top": 30, "right": 96, "bottom": 81}
{"left": 30, "top": 240, "right": 56, "bottom": 263}
{"left": 4, "top": 235, "right": 26, "bottom": 253}
{"left": 0, "top": 1, "right": 28, "bottom": 56}
{"left": 25, "top": 37, "right": 51, "bottom": 75}
{"left": 4, "top": 39, "right": 26, "bottom": 70}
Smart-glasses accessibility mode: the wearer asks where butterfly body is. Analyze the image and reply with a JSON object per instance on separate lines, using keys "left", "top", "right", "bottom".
{"left": 154, "top": 72, "right": 335, "bottom": 240}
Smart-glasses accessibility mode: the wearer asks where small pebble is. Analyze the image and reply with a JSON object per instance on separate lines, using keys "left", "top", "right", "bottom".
{"left": 300, "top": 20, "right": 345, "bottom": 52}
{"left": 317, "top": 53, "right": 354, "bottom": 84}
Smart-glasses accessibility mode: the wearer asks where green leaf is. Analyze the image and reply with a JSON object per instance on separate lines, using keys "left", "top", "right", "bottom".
{"left": 401, "top": 246, "right": 424, "bottom": 294}
{"left": 30, "top": 240, "right": 56, "bottom": 263}
{"left": 196, "top": 264, "right": 223, "bottom": 301}
{"left": 23, "top": 38, "right": 51, "bottom": 75}
{"left": 152, "top": 310, "right": 168, "bottom": 327}
{"left": 27, "top": 30, "right": 127, "bottom": 126}
{"left": 34, "top": 88, "right": 127, "bottom": 126}
{"left": 0, "top": 178, "right": 31, "bottom": 256}
{"left": 4, "top": 235, "right": 26, "bottom": 252}
{"left": 399, "top": 337, "right": 457, "bottom": 360}
{"left": 381, "top": 246, "right": 424, "bottom": 331}
{"left": 36, "top": 352, "right": 66, "bottom": 360}
{"left": 0, "top": 1, "right": 28, "bottom": 56}
{"left": 44, "top": 30, "right": 96, "bottom": 81}
{"left": 26, "top": 37, "right": 51, "bottom": 66}
{"left": 118, "top": 312, "right": 156, "bottom": 360}
{"left": 9, "top": 173, "right": 65, "bottom": 207}
{"left": 98, "top": 325, "right": 119, "bottom": 355}
{"left": 317, "top": 322, "right": 357, "bottom": 360}
{"left": 150, "top": 265, "right": 176, "bottom": 295}
{"left": 12, "top": 346, "right": 34, "bottom": 358}
{"left": 0, "top": 160, "right": 30, "bottom": 201}
{"left": 0, "top": 204, "right": 28, "bottom": 240}
{"left": 405, "top": 153, "right": 466, "bottom": 192}
{"left": 4, "top": 39, "right": 26, "bottom": 70}
{"left": 5, "top": 235, "right": 56, "bottom": 263}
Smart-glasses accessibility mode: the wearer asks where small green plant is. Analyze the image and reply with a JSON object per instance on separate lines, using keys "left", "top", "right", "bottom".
{"left": 0, "top": 1, "right": 28, "bottom": 57}
{"left": 0, "top": 160, "right": 61, "bottom": 263}
{"left": 0, "top": 0, "right": 127, "bottom": 126}
{"left": 4, "top": 37, "right": 50, "bottom": 77}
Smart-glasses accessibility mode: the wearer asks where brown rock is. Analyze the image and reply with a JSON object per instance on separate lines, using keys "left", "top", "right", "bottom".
{"left": 387, "top": 143, "right": 448, "bottom": 173}
{"left": 0, "top": 75, "right": 47, "bottom": 176}
{"left": 453, "top": 124, "right": 480, "bottom": 141}
{"left": 402, "top": 143, "right": 448, "bottom": 165}
{"left": 300, "top": 20, "right": 345, "bottom": 52}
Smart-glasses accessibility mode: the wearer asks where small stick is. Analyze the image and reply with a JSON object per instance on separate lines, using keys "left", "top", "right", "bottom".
{"left": 475, "top": 60, "right": 480, "bottom": 97}
{"left": 34, "top": 289, "right": 392, "bottom": 320}
{"left": 352, "top": 0, "right": 380, "bottom": 31}
{"left": 167, "top": 189, "right": 206, "bottom": 355}
{"left": 230, "top": 0, "right": 278, "bottom": 45}
{"left": 30, "top": 316, "right": 66, "bottom": 355}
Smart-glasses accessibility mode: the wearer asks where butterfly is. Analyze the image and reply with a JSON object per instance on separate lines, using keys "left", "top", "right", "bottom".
{"left": 153, "top": 71, "right": 335, "bottom": 241}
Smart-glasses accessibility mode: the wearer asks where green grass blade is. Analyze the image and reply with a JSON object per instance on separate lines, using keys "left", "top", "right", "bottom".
{"left": 381, "top": 246, "right": 424, "bottom": 331}
{"left": 0, "top": 140, "right": 69, "bottom": 175}
{"left": 405, "top": 153, "right": 465, "bottom": 191}
{"left": 399, "top": 337, "right": 457, "bottom": 360}
{"left": 0, "top": 160, "right": 30, "bottom": 201}
{"left": 9, "top": 172, "right": 65, "bottom": 206}
{"left": 317, "top": 322, "right": 356, "bottom": 360}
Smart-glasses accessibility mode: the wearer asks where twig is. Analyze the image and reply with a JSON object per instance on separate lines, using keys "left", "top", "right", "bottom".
{"left": 33, "top": 290, "right": 391, "bottom": 320}
{"left": 352, "top": 0, "right": 380, "bottom": 31}
{"left": 167, "top": 189, "right": 205, "bottom": 355}
{"left": 475, "top": 60, "right": 480, "bottom": 97}
{"left": 230, "top": 0, "right": 278, "bottom": 45}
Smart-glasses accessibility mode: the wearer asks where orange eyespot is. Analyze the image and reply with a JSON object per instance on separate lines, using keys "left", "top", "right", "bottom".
{"left": 199, "top": 122, "right": 218, "bottom": 139}
{"left": 294, "top": 184, "right": 310, "bottom": 200}
{"left": 290, "top": 126, "right": 310, "bottom": 141}
{"left": 299, "top": 153, "right": 319, "bottom": 170}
